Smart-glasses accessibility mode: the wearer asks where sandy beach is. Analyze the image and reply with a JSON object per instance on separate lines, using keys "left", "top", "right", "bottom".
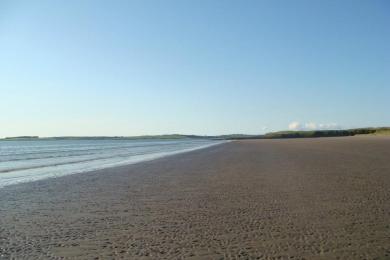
{"left": 0, "top": 136, "right": 389, "bottom": 259}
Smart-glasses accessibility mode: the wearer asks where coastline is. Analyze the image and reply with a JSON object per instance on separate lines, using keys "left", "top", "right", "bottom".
{"left": 0, "top": 139, "right": 226, "bottom": 188}
{"left": 1, "top": 136, "right": 389, "bottom": 259}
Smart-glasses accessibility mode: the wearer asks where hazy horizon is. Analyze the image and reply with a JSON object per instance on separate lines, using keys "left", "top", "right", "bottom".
{"left": 1, "top": 0, "right": 389, "bottom": 137}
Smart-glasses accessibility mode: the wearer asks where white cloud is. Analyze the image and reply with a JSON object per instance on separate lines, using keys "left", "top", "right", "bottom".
{"left": 288, "top": 121, "right": 302, "bottom": 130}
{"left": 288, "top": 122, "right": 341, "bottom": 131}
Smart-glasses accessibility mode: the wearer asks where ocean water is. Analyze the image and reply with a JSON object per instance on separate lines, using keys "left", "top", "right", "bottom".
{"left": 0, "top": 138, "right": 223, "bottom": 188}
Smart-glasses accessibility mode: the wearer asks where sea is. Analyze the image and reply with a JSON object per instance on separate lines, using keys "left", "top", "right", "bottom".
{"left": 0, "top": 138, "right": 223, "bottom": 188}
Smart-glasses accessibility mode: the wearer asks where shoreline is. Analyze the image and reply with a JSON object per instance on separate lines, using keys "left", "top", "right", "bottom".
{"left": 0, "top": 140, "right": 227, "bottom": 189}
{"left": 1, "top": 136, "right": 389, "bottom": 259}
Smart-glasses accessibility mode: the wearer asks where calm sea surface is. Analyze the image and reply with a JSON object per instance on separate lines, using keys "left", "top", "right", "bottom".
{"left": 0, "top": 139, "right": 223, "bottom": 188}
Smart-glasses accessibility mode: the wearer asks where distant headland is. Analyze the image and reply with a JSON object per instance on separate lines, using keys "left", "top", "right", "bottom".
{"left": 2, "top": 127, "right": 389, "bottom": 141}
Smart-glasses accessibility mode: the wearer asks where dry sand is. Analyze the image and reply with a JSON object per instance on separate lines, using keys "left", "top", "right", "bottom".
{"left": 0, "top": 136, "right": 390, "bottom": 259}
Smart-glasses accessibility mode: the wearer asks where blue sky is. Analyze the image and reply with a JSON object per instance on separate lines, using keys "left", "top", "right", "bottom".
{"left": 0, "top": 0, "right": 389, "bottom": 137}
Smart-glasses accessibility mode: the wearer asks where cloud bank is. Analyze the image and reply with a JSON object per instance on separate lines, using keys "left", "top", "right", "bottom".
{"left": 288, "top": 122, "right": 341, "bottom": 131}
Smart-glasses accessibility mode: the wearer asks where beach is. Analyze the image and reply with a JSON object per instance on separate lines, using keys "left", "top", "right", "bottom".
{"left": 1, "top": 136, "right": 389, "bottom": 259}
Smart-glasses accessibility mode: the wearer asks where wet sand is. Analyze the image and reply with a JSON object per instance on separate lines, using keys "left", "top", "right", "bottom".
{"left": 1, "top": 136, "right": 390, "bottom": 259}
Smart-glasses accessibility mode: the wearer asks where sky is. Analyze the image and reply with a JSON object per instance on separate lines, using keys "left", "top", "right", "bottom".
{"left": 0, "top": 0, "right": 389, "bottom": 137}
